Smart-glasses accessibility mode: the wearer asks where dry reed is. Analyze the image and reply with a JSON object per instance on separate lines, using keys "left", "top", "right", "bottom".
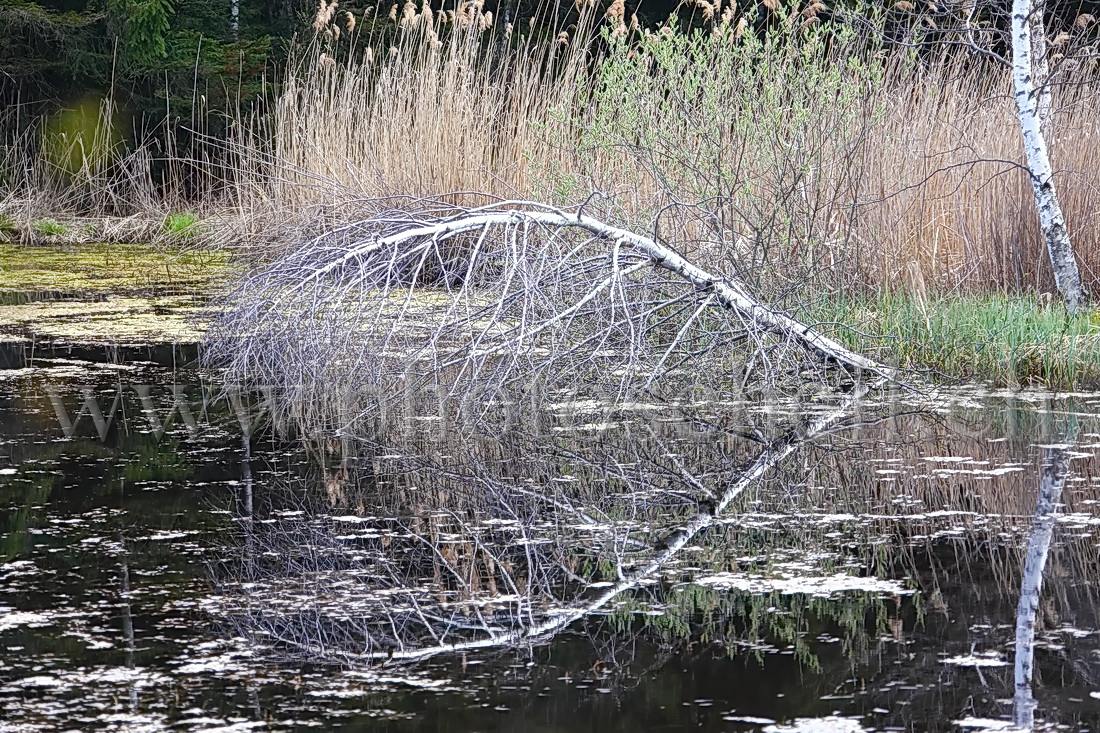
{"left": 4, "top": 1, "right": 1099, "bottom": 300}
{"left": 861, "top": 62, "right": 1100, "bottom": 296}
{"left": 227, "top": 3, "right": 594, "bottom": 222}
{"left": 225, "top": 4, "right": 1100, "bottom": 298}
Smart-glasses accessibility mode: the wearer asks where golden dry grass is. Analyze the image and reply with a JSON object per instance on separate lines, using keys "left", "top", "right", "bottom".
{"left": 226, "top": 7, "right": 1100, "bottom": 299}
{"left": 229, "top": 4, "right": 593, "bottom": 215}
{"left": 861, "top": 65, "right": 1100, "bottom": 296}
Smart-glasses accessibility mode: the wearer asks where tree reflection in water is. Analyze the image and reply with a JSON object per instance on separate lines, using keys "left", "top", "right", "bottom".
{"left": 1015, "top": 417, "right": 1076, "bottom": 731}
{"left": 206, "top": 390, "right": 1100, "bottom": 729}
{"left": 212, "top": 383, "right": 884, "bottom": 664}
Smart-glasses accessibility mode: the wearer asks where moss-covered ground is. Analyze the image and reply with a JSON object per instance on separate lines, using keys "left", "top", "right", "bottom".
{"left": 0, "top": 243, "right": 231, "bottom": 345}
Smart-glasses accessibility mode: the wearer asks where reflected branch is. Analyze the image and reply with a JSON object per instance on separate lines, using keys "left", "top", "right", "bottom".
{"left": 217, "top": 381, "right": 880, "bottom": 666}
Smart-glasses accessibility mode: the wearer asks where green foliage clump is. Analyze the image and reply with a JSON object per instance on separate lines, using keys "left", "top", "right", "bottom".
{"left": 31, "top": 218, "right": 68, "bottom": 237}
{"left": 550, "top": 16, "right": 889, "bottom": 292}
{"left": 2, "top": 1, "right": 293, "bottom": 178}
{"left": 40, "top": 99, "right": 124, "bottom": 180}
{"left": 108, "top": 0, "right": 175, "bottom": 67}
{"left": 163, "top": 211, "right": 202, "bottom": 239}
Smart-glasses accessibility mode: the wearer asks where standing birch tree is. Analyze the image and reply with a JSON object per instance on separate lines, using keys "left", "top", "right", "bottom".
{"left": 1011, "top": 0, "right": 1089, "bottom": 312}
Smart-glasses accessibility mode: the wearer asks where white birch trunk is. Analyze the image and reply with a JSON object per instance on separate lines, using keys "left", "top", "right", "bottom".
{"left": 231, "top": 0, "right": 239, "bottom": 41}
{"left": 1013, "top": 429, "right": 1073, "bottom": 728}
{"left": 1029, "top": 5, "right": 1051, "bottom": 135}
{"left": 1012, "top": 0, "right": 1089, "bottom": 312}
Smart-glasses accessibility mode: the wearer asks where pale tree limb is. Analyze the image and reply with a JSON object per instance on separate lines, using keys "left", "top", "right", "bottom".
{"left": 206, "top": 202, "right": 909, "bottom": 441}
{"left": 273, "top": 204, "right": 898, "bottom": 383}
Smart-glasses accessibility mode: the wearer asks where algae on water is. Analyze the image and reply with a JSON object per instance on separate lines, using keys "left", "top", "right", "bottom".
{"left": 0, "top": 296, "right": 208, "bottom": 344}
{"left": 0, "top": 242, "right": 229, "bottom": 344}
{"left": 0, "top": 242, "right": 230, "bottom": 295}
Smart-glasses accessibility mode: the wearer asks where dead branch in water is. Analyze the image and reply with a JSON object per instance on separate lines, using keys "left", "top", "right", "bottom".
{"left": 205, "top": 201, "right": 902, "bottom": 434}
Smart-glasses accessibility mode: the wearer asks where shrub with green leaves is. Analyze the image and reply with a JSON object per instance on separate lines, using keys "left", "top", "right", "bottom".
{"left": 560, "top": 15, "right": 891, "bottom": 295}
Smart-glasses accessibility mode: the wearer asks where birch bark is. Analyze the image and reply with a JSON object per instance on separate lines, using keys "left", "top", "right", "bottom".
{"left": 1014, "top": 423, "right": 1074, "bottom": 728}
{"left": 1012, "top": 0, "right": 1089, "bottom": 312}
{"left": 1030, "top": 7, "right": 1051, "bottom": 134}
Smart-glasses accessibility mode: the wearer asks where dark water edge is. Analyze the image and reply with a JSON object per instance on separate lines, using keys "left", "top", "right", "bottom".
{"left": 2, "top": 349, "right": 1100, "bottom": 732}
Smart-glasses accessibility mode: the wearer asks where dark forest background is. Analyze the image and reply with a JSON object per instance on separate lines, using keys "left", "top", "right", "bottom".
{"left": 4, "top": 0, "right": 1098, "bottom": 146}
{"left": 0, "top": 0, "right": 681, "bottom": 131}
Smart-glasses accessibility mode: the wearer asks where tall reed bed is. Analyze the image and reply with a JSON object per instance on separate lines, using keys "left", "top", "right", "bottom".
{"left": 228, "top": 2, "right": 594, "bottom": 225}
{"left": 0, "top": 98, "right": 159, "bottom": 216}
{"left": 5, "top": 1, "right": 1099, "bottom": 300}
{"left": 863, "top": 67, "right": 1100, "bottom": 297}
{"left": 230, "top": 2, "right": 1100, "bottom": 300}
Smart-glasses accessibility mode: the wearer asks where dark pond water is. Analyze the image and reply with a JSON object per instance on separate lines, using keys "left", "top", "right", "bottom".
{"left": 2, "top": 346, "right": 1100, "bottom": 732}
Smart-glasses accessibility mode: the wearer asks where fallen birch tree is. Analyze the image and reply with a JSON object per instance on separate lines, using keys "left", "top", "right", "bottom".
{"left": 206, "top": 201, "right": 900, "bottom": 434}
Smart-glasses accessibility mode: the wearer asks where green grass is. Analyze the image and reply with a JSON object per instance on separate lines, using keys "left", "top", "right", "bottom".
{"left": 31, "top": 218, "right": 68, "bottom": 237}
{"left": 803, "top": 292, "right": 1100, "bottom": 389}
{"left": 163, "top": 212, "right": 202, "bottom": 239}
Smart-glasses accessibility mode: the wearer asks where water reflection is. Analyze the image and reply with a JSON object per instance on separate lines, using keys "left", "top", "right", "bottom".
{"left": 118, "top": 538, "right": 139, "bottom": 713}
{"left": 5, "top": 364, "right": 1100, "bottom": 730}
{"left": 42, "top": 380, "right": 272, "bottom": 444}
{"left": 213, "top": 384, "right": 888, "bottom": 664}
{"left": 1014, "top": 418, "right": 1077, "bottom": 731}
{"left": 205, "top": 389, "right": 1100, "bottom": 730}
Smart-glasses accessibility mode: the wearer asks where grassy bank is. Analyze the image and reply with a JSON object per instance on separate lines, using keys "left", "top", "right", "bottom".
{"left": 804, "top": 294, "right": 1100, "bottom": 389}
